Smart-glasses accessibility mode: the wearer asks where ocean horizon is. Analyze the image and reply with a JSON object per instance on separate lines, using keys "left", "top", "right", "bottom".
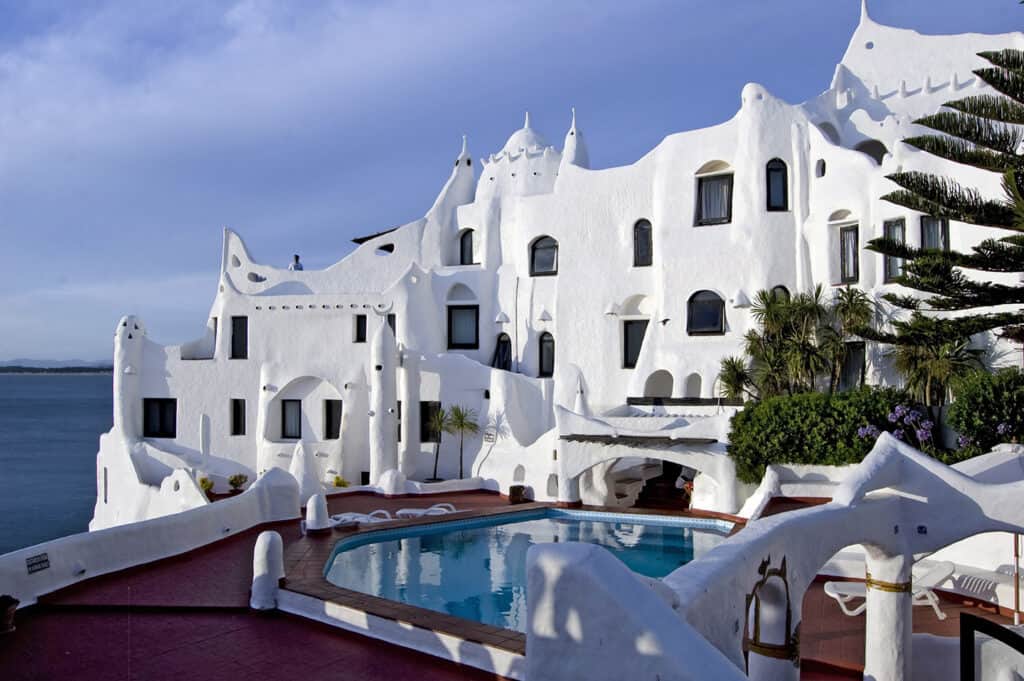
{"left": 0, "top": 374, "right": 110, "bottom": 554}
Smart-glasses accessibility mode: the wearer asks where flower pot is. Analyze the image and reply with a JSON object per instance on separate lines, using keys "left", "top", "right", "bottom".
{"left": 509, "top": 485, "right": 527, "bottom": 505}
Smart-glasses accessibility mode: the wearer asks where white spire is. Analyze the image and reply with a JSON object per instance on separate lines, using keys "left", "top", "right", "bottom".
{"left": 560, "top": 106, "right": 590, "bottom": 170}
{"left": 860, "top": 0, "right": 870, "bottom": 23}
{"left": 455, "top": 134, "right": 471, "bottom": 166}
{"left": 524, "top": 111, "right": 532, "bottom": 129}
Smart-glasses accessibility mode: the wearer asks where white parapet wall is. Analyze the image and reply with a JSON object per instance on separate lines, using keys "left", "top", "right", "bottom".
{"left": 0, "top": 468, "right": 299, "bottom": 607}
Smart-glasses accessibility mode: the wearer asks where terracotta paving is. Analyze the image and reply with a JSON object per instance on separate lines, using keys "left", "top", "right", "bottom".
{"left": 0, "top": 489, "right": 1012, "bottom": 681}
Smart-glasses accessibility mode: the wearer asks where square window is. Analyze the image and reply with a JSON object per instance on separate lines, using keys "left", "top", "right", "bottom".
{"left": 447, "top": 305, "right": 479, "bottom": 349}
{"left": 695, "top": 174, "right": 733, "bottom": 225}
{"left": 143, "top": 398, "right": 177, "bottom": 438}
{"left": 420, "top": 401, "right": 441, "bottom": 443}
{"left": 921, "top": 216, "right": 949, "bottom": 252}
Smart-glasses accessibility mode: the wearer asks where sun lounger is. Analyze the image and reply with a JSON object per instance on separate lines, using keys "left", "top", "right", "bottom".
{"left": 329, "top": 509, "right": 393, "bottom": 527}
{"left": 824, "top": 561, "right": 955, "bottom": 620}
{"left": 395, "top": 503, "right": 457, "bottom": 519}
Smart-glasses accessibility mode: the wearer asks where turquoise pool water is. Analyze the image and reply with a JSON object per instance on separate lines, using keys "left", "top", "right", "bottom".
{"left": 324, "top": 509, "right": 731, "bottom": 632}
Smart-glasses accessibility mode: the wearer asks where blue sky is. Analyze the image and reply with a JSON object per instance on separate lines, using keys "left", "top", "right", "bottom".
{"left": 0, "top": 0, "right": 1019, "bottom": 361}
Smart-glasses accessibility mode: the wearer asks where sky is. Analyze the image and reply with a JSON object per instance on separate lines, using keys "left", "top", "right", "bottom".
{"left": 0, "top": 0, "right": 1020, "bottom": 361}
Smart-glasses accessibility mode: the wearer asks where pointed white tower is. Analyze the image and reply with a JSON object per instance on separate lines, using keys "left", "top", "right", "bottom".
{"left": 560, "top": 107, "right": 590, "bottom": 170}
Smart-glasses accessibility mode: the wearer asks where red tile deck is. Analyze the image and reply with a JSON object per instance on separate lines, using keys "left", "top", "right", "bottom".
{"left": 0, "top": 490, "right": 1010, "bottom": 680}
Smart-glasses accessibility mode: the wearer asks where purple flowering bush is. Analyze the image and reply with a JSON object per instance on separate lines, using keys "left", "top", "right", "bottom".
{"left": 947, "top": 368, "right": 1024, "bottom": 459}
{"left": 857, "top": 403, "right": 938, "bottom": 455}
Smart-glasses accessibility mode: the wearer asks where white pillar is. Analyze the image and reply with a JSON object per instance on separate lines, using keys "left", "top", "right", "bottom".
{"left": 369, "top": 314, "right": 399, "bottom": 484}
{"left": 250, "top": 531, "right": 284, "bottom": 610}
{"left": 305, "top": 493, "right": 330, "bottom": 532}
{"left": 863, "top": 553, "right": 913, "bottom": 681}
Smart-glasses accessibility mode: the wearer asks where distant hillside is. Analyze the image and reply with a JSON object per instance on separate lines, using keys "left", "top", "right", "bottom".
{"left": 0, "top": 365, "right": 113, "bottom": 374}
{"left": 0, "top": 359, "right": 109, "bottom": 369}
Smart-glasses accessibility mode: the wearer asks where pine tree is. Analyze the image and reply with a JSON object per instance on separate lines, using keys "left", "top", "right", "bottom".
{"left": 866, "top": 48, "right": 1024, "bottom": 342}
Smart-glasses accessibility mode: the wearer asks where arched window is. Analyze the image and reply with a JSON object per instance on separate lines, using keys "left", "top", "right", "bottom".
{"left": 459, "top": 229, "right": 474, "bottom": 265}
{"left": 492, "top": 333, "right": 512, "bottom": 371}
{"left": 633, "top": 219, "right": 652, "bottom": 267}
{"left": 538, "top": 332, "right": 555, "bottom": 378}
{"left": 530, "top": 236, "right": 558, "bottom": 276}
{"left": 771, "top": 285, "right": 791, "bottom": 302}
{"left": 687, "top": 291, "right": 725, "bottom": 335}
{"left": 854, "top": 139, "right": 888, "bottom": 166}
{"left": 766, "top": 159, "right": 788, "bottom": 211}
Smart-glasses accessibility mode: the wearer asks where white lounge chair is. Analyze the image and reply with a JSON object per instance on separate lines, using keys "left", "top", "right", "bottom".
{"left": 395, "top": 503, "right": 457, "bottom": 519}
{"left": 824, "top": 561, "right": 955, "bottom": 620}
{"left": 329, "top": 509, "right": 393, "bottom": 527}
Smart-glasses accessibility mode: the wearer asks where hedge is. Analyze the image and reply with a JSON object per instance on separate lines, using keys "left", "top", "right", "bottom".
{"left": 947, "top": 368, "right": 1024, "bottom": 458}
{"left": 728, "top": 387, "right": 919, "bottom": 484}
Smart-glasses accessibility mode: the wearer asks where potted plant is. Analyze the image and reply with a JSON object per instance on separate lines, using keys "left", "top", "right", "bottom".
{"left": 228, "top": 473, "right": 248, "bottom": 494}
{"left": 448, "top": 405, "right": 480, "bottom": 479}
{"left": 426, "top": 406, "right": 452, "bottom": 482}
{"left": 333, "top": 475, "right": 349, "bottom": 488}
{"left": 198, "top": 476, "right": 214, "bottom": 499}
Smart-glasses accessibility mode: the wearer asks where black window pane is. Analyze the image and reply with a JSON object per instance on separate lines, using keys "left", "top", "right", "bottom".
{"left": 230, "top": 316, "right": 248, "bottom": 359}
{"left": 460, "top": 230, "right": 474, "bottom": 265}
{"left": 696, "top": 174, "right": 733, "bottom": 225}
{"left": 539, "top": 333, "right": 555, "bottom": 377}
{"left": 420, "top": 401, "right": 441, "bottom": 442}
{"left": 531, "top": 237, "right": 558, "bottom": 275}
{"left": 623, "top": 320, "right": 649, "bottom": 369}
{"left": 231, "top": 399, "right": 245, "bottom": 436}
{"left": 634, "top": 220, "right": 652, "bottom": 267}
{"left": 324, "top": 400, "right": 343, "bottom": 440}
{"left": 143, "top": 398, "right": 176, "bottom": 438}
{"left": 688, "top": 292, "right": 724, "bottom": 334}
{"left": 767, "top": 160, "right": 788, "bottom": 211}
{"left": 354, "top": 314, "right": 367, "bottom": 343}
{"left": 282, "top": 399, "right": 301, "bottom": 439}
{"left": 492, "top": 334, "right": 512, "bottom": 371}
{"left": 447, "top": 305, "right": 479, "bottom": 349}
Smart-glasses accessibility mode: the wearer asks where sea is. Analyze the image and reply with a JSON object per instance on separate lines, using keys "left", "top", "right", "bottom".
{"left": 0, "top": 374, "right": 111, "bottom": 554}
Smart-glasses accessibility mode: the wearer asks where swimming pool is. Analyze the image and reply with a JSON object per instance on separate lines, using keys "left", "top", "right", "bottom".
{"left": 323, "top": 509, "right": 732, "bottom": 632}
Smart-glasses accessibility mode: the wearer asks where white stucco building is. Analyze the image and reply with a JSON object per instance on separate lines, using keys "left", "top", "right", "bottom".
{"left": 91, "top": 4, "right": 1024, "bottom": 529}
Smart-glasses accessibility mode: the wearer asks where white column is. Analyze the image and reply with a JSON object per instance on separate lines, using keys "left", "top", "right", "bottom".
{"left": 369, "top": 314, "right": 398, "bottom": 484}
{"left": 863, "top": 553, "right": 913, "bottom": 681}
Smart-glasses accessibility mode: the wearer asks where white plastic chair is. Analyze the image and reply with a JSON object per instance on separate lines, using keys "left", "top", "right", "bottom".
{"left": 395, "top": 503, "right": 457, "bottom": 519}
{"left": 824, "top": 561, "right": 955, "bottom": 620}
{"left": 329, "top": 509, "right": 393, "bottom": 527}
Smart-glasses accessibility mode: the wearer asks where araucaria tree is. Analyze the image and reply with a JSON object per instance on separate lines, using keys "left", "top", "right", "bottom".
{"left": 866, "top": 48, "right": 1024, "bottom": 343}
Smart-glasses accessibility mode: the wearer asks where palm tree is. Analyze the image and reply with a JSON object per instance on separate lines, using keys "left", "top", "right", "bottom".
{"left": 427, "top": 406, "right": 452, "bottom": 481}
{"left": 886, "top": 320, "right": 985, "bottom": 411}
{"left": 447, "top": 405, "right": 480, "bottom": 479}
{"left": 718, "top": 356, "right": 754, "bottom": 401}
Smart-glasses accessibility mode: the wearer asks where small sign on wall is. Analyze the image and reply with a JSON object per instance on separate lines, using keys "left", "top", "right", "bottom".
{"left": 26, "top": 553, "right": 50, "bottom": 575}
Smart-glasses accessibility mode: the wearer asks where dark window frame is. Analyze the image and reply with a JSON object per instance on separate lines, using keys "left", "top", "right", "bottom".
{"left": 771, "top": 285, "right": 791, "bottom": 302}
{"left": 324, "top": 399, "right": 343, "bottom": 440}
{"left": 529, "top": 236, "right": 559, "bottom": 276}
{"left": 230, "top": 316, "right": 248, "bottom": 359}
{"left": 447, "top": 305, "right": 480, "bottom": 350}
{"left": 538, "top": 332, "right": 555, "bottom": 378}
{"left": 687, "top": 291, "right": 726, "bottom": 336}
{"left": 143, "top": 398, "right": 177, "bottom": 438}
{"left": 766, "top": 158, "right": 789, "bottom": 212}
{"left": 230, "top": 398, "right": 246, "bottom": 436}
{"left": 459, "top": 229, "right": 475, "bottom": 265}
{"left": 920, "top": 216, "right": 950, "bottom": 252}
{"left": 622, "top": 319, "right": 649, "bottom": 369}
{"left": 883, "top": 218, "right": 906, "bottom": 283}
{"left": 419, "top": 401, "right": 441, "bottom": 443}
{"left": 281, "top": 399, "right": 301, "bottom": 440}
{"left": 694, "top": 173, "right": 734, "bottom": 226}
{"left": 633, "top": 219, "right": 653, "bottom": 267}
{"left": 839, "top": 341, "right": 866, "bottom": 392}
{"left": 839, "top": 225, "right": 860, "bottom": 284}
{"left": 354, "top": 314, "right": 367, "bottom": 343}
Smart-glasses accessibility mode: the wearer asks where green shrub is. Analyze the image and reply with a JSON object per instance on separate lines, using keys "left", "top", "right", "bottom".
{"left": 728, "top": 386, "right": 916, "bottom": 483}
{"left": 228, "top": 473, "right": 248, "bottom": 491}
{"left": 947, "top": 368, "right": 1024, "bottom": 458}
{"left": 198, "top": 476, "right": 214, "bottom": 494}
{"left": 333, "top": 475, "right": 349, "bottom": 488}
